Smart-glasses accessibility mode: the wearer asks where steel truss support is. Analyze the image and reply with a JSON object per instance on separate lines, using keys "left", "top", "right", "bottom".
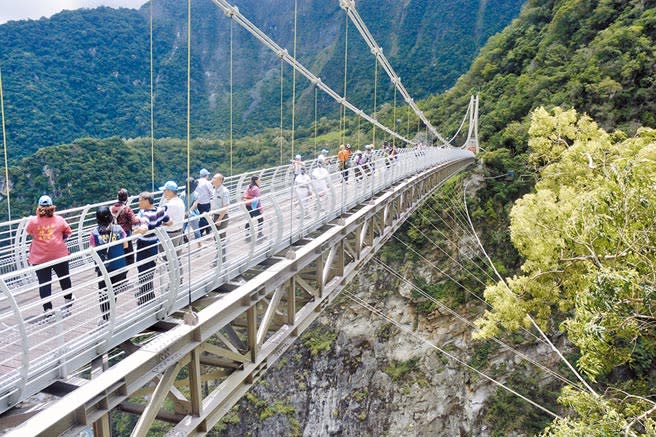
{"left": 11, "top": 157, "right": 473, "bottom": 437}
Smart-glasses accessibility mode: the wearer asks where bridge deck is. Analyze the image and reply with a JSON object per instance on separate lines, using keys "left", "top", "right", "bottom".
{"left": 0, "top": 148, "right": 473, "bottom": 414}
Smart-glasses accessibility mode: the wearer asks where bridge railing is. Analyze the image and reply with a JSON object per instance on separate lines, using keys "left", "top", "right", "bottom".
{"left": 0, "top": 146, "right": 473, "bottom": 413}
{"left": 0, "top": 154, "right": 347, "bottom": 277}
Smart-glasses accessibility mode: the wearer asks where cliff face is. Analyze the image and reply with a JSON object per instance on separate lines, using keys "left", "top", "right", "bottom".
{"left": 215, "top": 196, "right": 562, "bottom": 435}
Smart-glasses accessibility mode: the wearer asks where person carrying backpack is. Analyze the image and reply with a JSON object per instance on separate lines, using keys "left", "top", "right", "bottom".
{"left": 338, "top": 144, "right": 352, "bottom": 182}
{"left": 89, "top": 206, "right": 128, "bottom": 324}
{"left": 111, "top": 188, "right": 140, "bottom": 265}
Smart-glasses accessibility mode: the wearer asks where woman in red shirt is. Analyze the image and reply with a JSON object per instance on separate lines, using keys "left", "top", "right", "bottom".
{"left": 25, "top": 195, "right": 74, "bottom": 318}
{"left": 243, "top": 176, "right": 264, "bottom": 241}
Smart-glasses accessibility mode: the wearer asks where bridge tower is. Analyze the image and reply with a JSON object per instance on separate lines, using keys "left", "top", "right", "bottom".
{"left": 464, "top": 95, "right": 480, "bottom": 154}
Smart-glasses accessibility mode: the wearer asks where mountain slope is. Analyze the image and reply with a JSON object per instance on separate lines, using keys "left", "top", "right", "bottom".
{"left": 0, "top": 0, "right": 523, "bottom": 157}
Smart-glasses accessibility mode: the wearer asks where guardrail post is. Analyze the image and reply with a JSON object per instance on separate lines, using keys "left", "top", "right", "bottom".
{"left": 203, "top": 213, "right": 224, "bottom": 290}
{"left": 155, "top": 227, "right": 180, "bottom": 318}
{"left": 88, "top": 249, "right": 118, "bottom": 353}
{"left": 76, "top": 205, "right": 92, "bottom": 259}
{"left": 0, "top": 278, "right": 29, "bottom": 405}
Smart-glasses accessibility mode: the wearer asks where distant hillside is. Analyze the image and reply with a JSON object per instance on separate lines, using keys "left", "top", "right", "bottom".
{"left": 424, "top": 0, "right": 656, "bottom": 147}
{"left": 0, "top": 0, "right": 523, "bottom": 157}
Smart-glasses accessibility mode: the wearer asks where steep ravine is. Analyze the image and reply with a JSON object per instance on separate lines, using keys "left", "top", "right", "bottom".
{"left": 215, "top": 231, "right": 563, "bottom": 436}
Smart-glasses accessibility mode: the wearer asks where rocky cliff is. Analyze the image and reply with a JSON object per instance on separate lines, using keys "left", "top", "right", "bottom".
{"left": 214, "top": 174, "right": 563, "bottom": 436}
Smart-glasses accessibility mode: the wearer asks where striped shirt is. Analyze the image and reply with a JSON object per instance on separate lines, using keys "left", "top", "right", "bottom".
{"left": 137, "top": 207, "right": 170, "bottom": 242}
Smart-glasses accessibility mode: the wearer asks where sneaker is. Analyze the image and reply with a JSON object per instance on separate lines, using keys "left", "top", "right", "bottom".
{"left": 97, "top": 318, "right": 109, "bottom": 327}
{"left": 62, "top": 295, "right": 75, "bottom": 318}
{"left": 41, "top": 310, "right": 55, "bottom": 324}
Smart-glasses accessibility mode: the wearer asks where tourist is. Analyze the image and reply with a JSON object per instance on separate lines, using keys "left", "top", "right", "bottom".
{"left": 26, "top": 195, "right": 75, "bottom": 320}
{"left": 317, "top": 148, "right": 330, "bottom": 164}
{"left": 89, "top": 206, "right": 128, "bottom": 323}
{"left": 311, "top": 158, "right": 330, "bottom": 201}
{"left": 159, "top": 181, "right": 186, "bottom": 281}
{"left": 353, "top": 150, "right": 364, "bottom": 181}
{"left": 194, "top": 168, "right": 213, "bottom": 235}
{"left": 111, "top": 188, "right": 140, "bottom": 265}
{"left": 243, "top": 176, "right": 264, "bottom": 241}
{"left": 294, "top": 167, "right": 313, "bottom": 214}
{"left": 338, "top": 144, "right": 351, "bottom": 182}
{"left": 211, "top": 173, "right": 230, "bottom": 262}
{"left": 134, "top": 192, "right": 170, "bottom": 305}
{"left": 184, "top": 177, "right": 202, "bottom": 247}
{"left": 290, "top": 154, "right": 304, "bottom": 176}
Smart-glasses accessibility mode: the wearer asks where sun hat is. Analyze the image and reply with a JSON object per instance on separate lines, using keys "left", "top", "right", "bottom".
{"left": 38, "top": 195, "right": 53, "bottom": 207}
{"left": 159, "top": 180, "right": 178, "bottom": 192}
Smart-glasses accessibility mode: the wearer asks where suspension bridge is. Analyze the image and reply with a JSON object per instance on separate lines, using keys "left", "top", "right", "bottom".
{"left": 0, "top": 0, "right": 491, "bottom": 435}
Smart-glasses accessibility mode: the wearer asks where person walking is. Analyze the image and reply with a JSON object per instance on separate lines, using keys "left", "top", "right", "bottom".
{"left": 134, "top": 192, "right": 170, "bottom": 305}
{"left": 243, "top": 176, "right": 264, "bottom": 241}
{"left": 338, "top": 144, "right": 352, "bottom": 182}
{"left": 89, "top": 206, "right": 128, "bottom": 324}
{"left": 294, "top": 167, "right": 313, "bottom": 214}
{"left": 311, "top": 157, "right": 330, "bottom": 202}
{"left": 185, "top": 177, "right": 202, "bottom": 248}
{"left": 159, "top": 181, "right": 186, "bottom": 282}
{"left": 111, "top": 188, "right": 140, "bottom": 266}
{"left": 290, "top": 154, "right": 304, "bottom": 176}
{"left": 26, "top": 195, "right": 75, "bottom": 320}
{"left": 194, "top": 169, "right": 213, "bottom": 235}
{"left": 211, "top": 173, "right": 230, "bottom": 263}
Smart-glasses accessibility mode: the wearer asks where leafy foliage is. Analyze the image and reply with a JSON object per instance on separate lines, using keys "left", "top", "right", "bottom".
{"left": 476, "top": 108, "right": 656, "bottom": 435}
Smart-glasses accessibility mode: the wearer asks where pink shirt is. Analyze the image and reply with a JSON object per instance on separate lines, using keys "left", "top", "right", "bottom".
{"left": 26, "top": 215, "right": 72, "bottom": 265}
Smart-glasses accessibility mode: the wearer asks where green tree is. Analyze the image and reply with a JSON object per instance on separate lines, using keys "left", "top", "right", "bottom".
{"left": 475, "top": 107, "right": 656, "bottom": 435}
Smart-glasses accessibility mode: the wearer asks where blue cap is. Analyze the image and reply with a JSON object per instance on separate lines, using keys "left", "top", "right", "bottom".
{"left": 199, "top": 168, "right": 209, "bottom": 177}
{"left": 38, "top": 195, "right": 53, "bottom": 206}
{"left": 159, "top": 181, "right": 178, "bottom": 192}
{"left": 321, "top": 149, "right": 329, "bottom": 155}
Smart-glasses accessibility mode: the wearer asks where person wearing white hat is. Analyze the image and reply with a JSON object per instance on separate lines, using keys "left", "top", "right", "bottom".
{"left": 159, "top": 181, "right": 186, "bottom": 281}
{"left": 291, "top": 154, "right": 304, "bottom": 176}
{"left": 25, "top": 195, "right": 75, "bottom": 320}
{"left": 294, "top": 167, "right": 313, "bottom": 214}
{"left": 311, "top": 157, "right": 330, "bottom": 201}
{"left": 193, "top": 168, "right": 213, "bottom": 236}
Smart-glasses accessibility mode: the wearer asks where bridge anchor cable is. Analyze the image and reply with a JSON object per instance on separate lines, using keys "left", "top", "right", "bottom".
{"left": 209, "top": 0, "right": 415, "bottom": 145}
{"left": 340, "top": 0, "right": 450, "bottom": 145}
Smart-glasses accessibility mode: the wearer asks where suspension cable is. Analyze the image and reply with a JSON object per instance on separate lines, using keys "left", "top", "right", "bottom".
{"left": 406, "top": 106, "right": 410, "bottom": 140}
{"left": 340, "top": 0, "right": 449, "bottom": 145}
{"left": 371, "top": 257, "right": 580, "bottom": 388}
{"left": 210, "top": 0, "right": 415, "bottom": 145}
{"left": 313, "top": 86, "right": 318, "bottom": 155}
{"left": 229, "top": 19, "right": 234, "bottom": 176}
{"left": 290, "top": 0, "right": 298, "bottom": 159}
{"left": 372, "top": 56, "right": 378, "bottom": 145}
{"left": 341, "top": 11, "right": 349, "bottom": 148}
{"left": 279, "top": 59, "right": 284, "bottom": 165}
{"left": 186, "top": 0, "right": 193, "bottom": 309}
{"left": 393, "top": 226, "right": 563, "bottom": 351}
{"left": 447, "top": 104, "right": 470, "bottom": 146}
{"left": 344, "top": 290, "right": 562, "bottom": 419}
{"left": 357, "top": 113, "right": 361, "bottom": 146}
{"left": 149, "top": 0, "right": 155, "bottom": 192}
{"left": 0, "top": 66, "right": 11, "bottom": 222}
{"left": 463, "top": 180, "right": 599, "bottom": 396}
{"left": 392, "top": 86, "right": 397, "bottom": 147}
